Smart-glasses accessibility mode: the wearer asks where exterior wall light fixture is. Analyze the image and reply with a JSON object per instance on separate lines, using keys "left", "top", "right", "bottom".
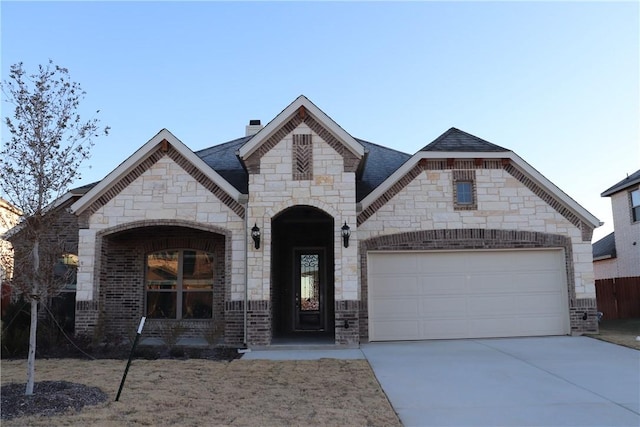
{"left": 251, "top": 223, "right": 261, "bottom": 249}
{"left": 341, "top": 222, "right": 351, "bottom": 248}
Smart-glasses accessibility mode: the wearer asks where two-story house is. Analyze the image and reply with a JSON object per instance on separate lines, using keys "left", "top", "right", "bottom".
{"left": 592, "top": 170, "right": 640, "bottom": 319}
{"left": 1, "top": 197, "right": 22, "bottom": 314}
{"left": 64, "top": 96, "right": 600, "bottom": 347}
{"left": 592, "top": 170, "right": 640, "bottom": 279}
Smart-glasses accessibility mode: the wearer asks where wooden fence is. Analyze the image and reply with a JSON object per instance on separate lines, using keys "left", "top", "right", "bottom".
{"left": 595, "top": 276, "right": 640, "bottom": 320}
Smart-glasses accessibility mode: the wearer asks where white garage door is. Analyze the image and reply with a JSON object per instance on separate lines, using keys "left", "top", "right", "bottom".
{"left": 368, "top": 249, "right": 569, "bottom": 341}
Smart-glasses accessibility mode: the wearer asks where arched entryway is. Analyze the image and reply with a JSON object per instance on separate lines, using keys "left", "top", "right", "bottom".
{"left": 271, "top": 206, "right": 335, "bottom": 342}
{"left": 93, "top": 222, "right": 230, "bottom": 343}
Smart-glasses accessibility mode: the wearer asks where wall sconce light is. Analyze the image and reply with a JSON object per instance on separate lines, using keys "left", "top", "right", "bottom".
{"left": 251, "top": 223, "right": 261, "bottom": 249}
{"left": 341, "top": 222, "right": 351, "bottom": 248}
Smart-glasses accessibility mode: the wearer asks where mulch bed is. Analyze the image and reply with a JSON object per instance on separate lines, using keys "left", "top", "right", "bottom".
{"left": 1, "top": 381, "right": 108, "bottom": 420}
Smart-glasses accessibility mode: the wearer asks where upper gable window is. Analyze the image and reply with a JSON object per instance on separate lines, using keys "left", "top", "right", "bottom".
{"left": 293, "top": 134, "right": 313, "bottom": 180}
{"left": 456, "top": 182, "right": 473, "bottom": 205}
{"left": 453, "top": 170, "right": 477, "bottom": 210}
{"left": 631, "top": 189, "right": 640, "bottom": 222}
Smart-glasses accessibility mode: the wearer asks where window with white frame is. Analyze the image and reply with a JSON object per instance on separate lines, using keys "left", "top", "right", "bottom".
{"left": 631, "top": 189, "right": 640, "bottom": 222}
{"left": 145, "top": 249, "right": 214, "bottom": 319}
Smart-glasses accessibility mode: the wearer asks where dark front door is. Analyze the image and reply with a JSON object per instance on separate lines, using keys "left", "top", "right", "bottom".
{"left": 271, "top": 206, "right": 334, "bottom": 339}
{"left": 294, "top": 249, "right": 325, "bottom": 331}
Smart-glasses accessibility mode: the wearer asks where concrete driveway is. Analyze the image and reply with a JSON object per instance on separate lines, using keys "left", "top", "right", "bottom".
{"left": 362, "top": 337, "right": 640, "bottom": 427}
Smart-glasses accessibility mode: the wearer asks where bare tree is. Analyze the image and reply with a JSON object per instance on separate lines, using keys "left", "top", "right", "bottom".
{"left": 0, "top": 60, "right": 108, "bottom": 395}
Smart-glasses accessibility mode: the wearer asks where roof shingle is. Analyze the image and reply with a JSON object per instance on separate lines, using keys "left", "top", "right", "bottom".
{"left": 420, "top": 127, "right": 509, "bottom": 153}
{"left": 592, "top": 232, "right": 616, "bottom": 260}
{"left": 601, "top": 169, "right": 640, "bottom": 197}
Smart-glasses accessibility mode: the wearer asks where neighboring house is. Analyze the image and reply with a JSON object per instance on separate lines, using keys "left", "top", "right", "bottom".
{"left": 1, "top": 198, "right": 22, "bottom": 314}
{"left": 593, "top": 170, "right": 640, "bottom": 280}
{"left": 63, "top": 96, "right": 599, "bottom": 347}
{"left": 591, "top": 170, "right": 640, "bottom": 320}
{"left": 2, "top": 191, "right": 85, "bottom": 327}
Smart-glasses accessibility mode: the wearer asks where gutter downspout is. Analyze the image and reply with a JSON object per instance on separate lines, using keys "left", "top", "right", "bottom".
{"left": 233, "top": 194, "right": 250, "bottom": 351}
{"left": 242, "top": 195, "right": 249, "bottom": 348}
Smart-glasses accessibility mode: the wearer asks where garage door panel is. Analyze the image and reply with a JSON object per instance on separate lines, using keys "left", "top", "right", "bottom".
{"left": 469, "top": 295, "right": 518, "bottom": 316}
{"left": 420, "top": 275, "right": 467, "bottom": 294}
{"left": 371, "top": 297, "right": 419, "bottom": 318}
{"left": 421, "top": 319, "right": 469, "bottom": 339}
{"left": 515, "top": 293, "right": 566, "bottom": 314}
{"left": 469, "top": 317, "right": 523, "bottom": 337}
{"left": 370, "top": 276, "right": 419, "bottom": 296}
{"left": 372, "top": 320, "right": 420, "bottom": 340}
{"left": 368, "top": 250, "right": 569, "bottom": 341}
{"left": 421, "top": 296, "right": 467, "bottom": 316}
{"left": 519, "top": 315, "right": 569, "bottom": 334}
{"left": 369, "top": 254, "right": 418, "bottom": 274}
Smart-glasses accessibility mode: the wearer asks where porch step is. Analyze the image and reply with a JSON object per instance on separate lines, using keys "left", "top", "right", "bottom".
{"left": 248, "top": 344, "right": 358, "bottom": 351}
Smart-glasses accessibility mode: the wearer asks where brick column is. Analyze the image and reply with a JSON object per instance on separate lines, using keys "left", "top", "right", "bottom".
{"left": 246, "top": 300, "right": 271, "bottom": 346}
{"left": 74, "top": 300, "right": 99, "bottom": 338}
{"left": 570, "top": 298, "right": 599, "bottom": 334}
{"left": 335, "top": 300, "right": 359, "bottom": 346}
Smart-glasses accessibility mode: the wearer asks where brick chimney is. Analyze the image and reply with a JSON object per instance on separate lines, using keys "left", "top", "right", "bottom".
{"left": 245, "top": 119, "right": 263, "bottom": 136}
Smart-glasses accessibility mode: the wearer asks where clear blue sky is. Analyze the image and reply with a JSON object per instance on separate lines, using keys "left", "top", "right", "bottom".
{"left": 1, "top": 1, "right": 638, "bottom": 242}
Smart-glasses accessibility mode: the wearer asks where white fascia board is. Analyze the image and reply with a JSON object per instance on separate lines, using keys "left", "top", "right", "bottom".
{"left": 360, "top": 151, "right": 601, "bottom": 228}
{"left": 51, "top": 191, "right": 75, "bottom": 210}
{"left": 71, "top": 129, "right": 241, "bottom": 215}
{"left": 238, "top": 95, "right": 364, "bottom": 159}
{"left": 506, "top": 151, "right": 601, "bottom": 228}
{"left": 593, "top": 255, "right": 613, "bottom": 261}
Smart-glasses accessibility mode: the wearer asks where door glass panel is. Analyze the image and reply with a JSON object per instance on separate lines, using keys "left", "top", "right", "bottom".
{"left": 300, "top": 254, "right": 319, "bottom": 311}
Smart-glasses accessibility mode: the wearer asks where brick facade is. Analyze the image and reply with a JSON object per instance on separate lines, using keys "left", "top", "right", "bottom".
{"left": 78, "top": 225, "right": 228, "bottom": 342}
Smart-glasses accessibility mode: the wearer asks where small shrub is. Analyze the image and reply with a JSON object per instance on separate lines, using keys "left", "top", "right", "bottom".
{"left": 202, "top": 321, "right": 223, "bottom": 345}
{"left": 157, "top": 320, "right": 186, "bottom": 350}
{"left": 1, "top": 298, "right": 30, "bottom": 357}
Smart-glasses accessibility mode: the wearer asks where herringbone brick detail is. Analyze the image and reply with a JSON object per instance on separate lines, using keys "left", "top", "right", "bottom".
{"left": 293, "top": 134, "right": 313, "bottom": 180}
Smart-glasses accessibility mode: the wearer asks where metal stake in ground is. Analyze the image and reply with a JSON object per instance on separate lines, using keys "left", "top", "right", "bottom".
{"left": 115, "top": 317, "right": 146, "bottom": 401}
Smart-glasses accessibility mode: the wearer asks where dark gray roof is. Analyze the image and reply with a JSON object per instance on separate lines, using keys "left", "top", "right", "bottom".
{"left": 592, "top": 232, "right": 616, "bottom": 260}
{"left": 70, "top": 182, "right": 98, "bottom": 195}
{"left": 601, "top": 169, "right": 640, "bottom": 197}
{"left": 195, "top": 136, "right": 253, "bottom": 194}
{"left": 355, "top": 138, "right": 411, "bottom": 201}
{"left": 72, "top": 127, "right": 506, "bottom": 203}
{"left": 194, "top": 135, "right": 412, "bottom": 201}
{"left": 421, "top": 127, "right": 509, "bottom": 152}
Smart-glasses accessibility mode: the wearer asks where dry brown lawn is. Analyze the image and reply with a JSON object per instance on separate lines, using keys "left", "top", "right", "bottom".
{"left": 1, "top": 357, "right": 401, "bottom": 426}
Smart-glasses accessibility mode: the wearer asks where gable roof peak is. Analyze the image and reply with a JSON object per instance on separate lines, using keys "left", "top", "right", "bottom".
{"left": 237, "top": 95, "right": 365, "bottom": 160}
{"left": 421, "top": 127, "right": 509, "bottom": 153}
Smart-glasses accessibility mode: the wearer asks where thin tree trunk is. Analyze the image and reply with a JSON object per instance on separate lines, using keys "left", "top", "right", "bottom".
{"left": 25, "top": 238, "right": 40, "bottom": 396}
{"left": 25, "top": 296, "right": 38, "bottom": 395}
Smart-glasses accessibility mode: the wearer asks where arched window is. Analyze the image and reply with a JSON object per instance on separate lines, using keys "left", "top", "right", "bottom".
{"left": 145, "top": 250, "right": 214, "bottom": 319}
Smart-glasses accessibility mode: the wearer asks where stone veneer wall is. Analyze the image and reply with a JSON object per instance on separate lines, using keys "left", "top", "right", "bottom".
{"left": 75, "top": 152, "right": 246, "bottom": 341}
{"left": 245, "top": 121, "right": 359, "bottom": 345}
